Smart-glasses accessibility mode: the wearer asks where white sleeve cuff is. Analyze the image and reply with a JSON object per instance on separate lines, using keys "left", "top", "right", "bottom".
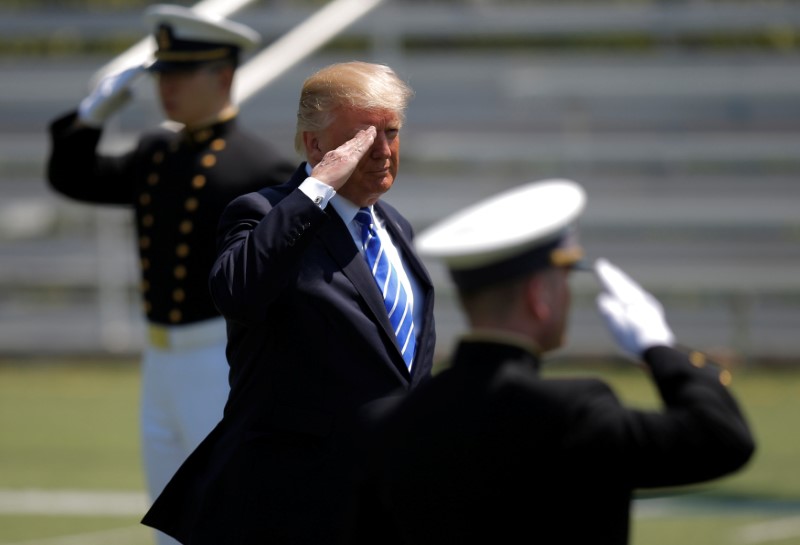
{"left": 299, "top": 177, "right": 336, "bottom": 208}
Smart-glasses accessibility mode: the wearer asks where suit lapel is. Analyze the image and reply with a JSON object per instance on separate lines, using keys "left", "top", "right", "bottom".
{"left": 316, "top": 207, "right": 411, "bottom": 380}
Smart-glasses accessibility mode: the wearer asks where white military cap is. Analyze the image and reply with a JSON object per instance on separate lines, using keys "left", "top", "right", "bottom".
{"left": 144, "top": 4, "right": 261, "bottom": 72}
{"left": 416, "top": 179, "right": 587, "bottom": 292}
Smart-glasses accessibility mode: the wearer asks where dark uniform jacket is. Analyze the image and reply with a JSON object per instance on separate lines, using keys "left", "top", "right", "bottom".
{"left": 353, "top": 337, "right": 755, "bottom": 545}
{"left": 142, "top": 165, "right": 437, "bottom": 544}
{"left": 47, "top": 111, "right": 295, "bottom": 326}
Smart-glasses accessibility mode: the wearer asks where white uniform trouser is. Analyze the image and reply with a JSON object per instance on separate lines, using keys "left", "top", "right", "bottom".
{"left": 140, "top": 317, "right": 229, "bottom": 545}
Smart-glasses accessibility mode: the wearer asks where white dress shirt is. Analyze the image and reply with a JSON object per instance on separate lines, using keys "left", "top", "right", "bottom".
{"left": 298, "top": 165, "right": 425, "bottom": 369}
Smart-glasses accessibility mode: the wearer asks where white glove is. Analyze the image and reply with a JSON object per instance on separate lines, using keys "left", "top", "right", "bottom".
{"left": 77, "top": 65, "right": 147, "bottom": 127}
{"left": 594, "top": 258, "right": 674, "bottom": 360}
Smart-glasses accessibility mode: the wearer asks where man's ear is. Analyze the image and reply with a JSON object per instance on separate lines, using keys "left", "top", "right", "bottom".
{"left": 218, "top": 65, "right": 235, "bottom": 91}
{"left": 525, "top": 274, "right": 551, "bottom": 323}
{"left": 302, "top": 131, "right": 323, "bottom": 163}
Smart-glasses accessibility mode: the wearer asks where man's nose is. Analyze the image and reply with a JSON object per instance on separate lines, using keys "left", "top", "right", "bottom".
{"left": 370, "top": 132, "right": 392, "bottom": 156}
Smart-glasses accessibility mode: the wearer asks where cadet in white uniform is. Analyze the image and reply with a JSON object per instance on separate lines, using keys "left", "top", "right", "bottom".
{"left": 46, "top": 5, "right": 295, "bottom": 544}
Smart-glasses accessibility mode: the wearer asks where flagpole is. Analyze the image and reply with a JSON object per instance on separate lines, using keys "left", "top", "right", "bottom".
{"left": 233, "top": 0, "right": 385, "bottom": 104}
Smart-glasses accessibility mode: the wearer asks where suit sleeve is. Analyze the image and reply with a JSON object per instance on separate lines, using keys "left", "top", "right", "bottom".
{"left": 209, "top": 186, "right": 330, "bottom": 325}
{"left": 568, "top": 346, "right": 755, "bottom": 489}
{"left": 47, "top": 111, "right": 136, "bottom": 205}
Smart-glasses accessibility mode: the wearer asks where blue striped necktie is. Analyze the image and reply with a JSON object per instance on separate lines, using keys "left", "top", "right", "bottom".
{"left": 355, "top": 207, "right": 416, "bottom": 369}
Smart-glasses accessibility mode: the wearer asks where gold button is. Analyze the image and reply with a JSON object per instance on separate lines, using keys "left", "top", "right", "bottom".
{"left": 180, "top": 220, "right": 193, "bottom": 234}
{"left": 140, "top": 236, "right": 151, "bottom": 249}
{"left": 174, "top": 265, "right": 187, "bottom": 279}
{"left": 172, "top": 288, "right": 186, "bottom": 302}
{"left": 195, "top": 129, "right": 212, "bottom": 142}
{"left": 143, "top": 300, "right": 152, "bottom": 313}
{"left": 141, "top": 279, "right": 150, "bottom": 293}
{"left": 152, "top": 151, "right": 164, "bottom": 164}
{"left": 192, "top": 175, "right": 207, "bottom": 189}
{"left": 169, "top": 309, "right": 182, "bottom": 323}
{"left": 211, "top": 138, "right": 226, "bottom": 152}
{"left": 147, "top": 173, "right": 159, "bottom": 186}
{"left": 689, "top": 351, "right": 706, "bottom": 368}
{"left": 142, "top": 214, "right": 154, "bottom": 228}
{"left": 201, "top": 154, "right": 216, "bottom": 168}
{"left": 176, "top": 243, "right": 190, "bottom": 258}
{"left": 139, "top": 193, "right": 152, "bottom": 206}
{"left": 720, "top": 369, "right": 733, "bottom": 386}
{"left": 141, "top": 257, "right": 150, "bottom": 271}
{"left": 185, "top": 197, "right": 199, "bottom": 212}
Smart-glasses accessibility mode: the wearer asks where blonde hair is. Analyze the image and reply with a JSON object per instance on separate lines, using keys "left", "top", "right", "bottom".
{"left": 293, "top": 61, "right": 414, "bottom": 156}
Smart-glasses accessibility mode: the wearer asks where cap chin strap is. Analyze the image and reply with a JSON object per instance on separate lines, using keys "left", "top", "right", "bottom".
{"left": 155, "top": 47, "right": 234, "bottom": 62}
{"left": 550, "top": 246, "right": 584, "bottom": 268}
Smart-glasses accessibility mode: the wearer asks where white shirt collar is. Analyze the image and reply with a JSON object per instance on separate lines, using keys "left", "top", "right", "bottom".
{"left": 332, "top": 195, "right": 362, "bottom": 227}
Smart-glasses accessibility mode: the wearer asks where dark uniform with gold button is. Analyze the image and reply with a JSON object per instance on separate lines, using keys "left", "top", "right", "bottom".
{"left": 46, "top": 5, "right": 295, "bottom": 545}
{"left": 354, "top": 339, "right": 754, "bottom": 545}
{"left": 48, "top": 107, "right": 293, "bottom": 327}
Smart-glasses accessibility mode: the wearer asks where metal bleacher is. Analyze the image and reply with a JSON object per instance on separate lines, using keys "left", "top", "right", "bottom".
{"left": 0, "top": 1, "right": 798, "bottom": 362}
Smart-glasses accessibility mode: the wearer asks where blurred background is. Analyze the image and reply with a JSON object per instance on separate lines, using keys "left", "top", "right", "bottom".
{"left": 1, "top": 0, "right": 799, "bottom": 363}
{"left": 1, "top": 0, "right": 799, "bottom": 544}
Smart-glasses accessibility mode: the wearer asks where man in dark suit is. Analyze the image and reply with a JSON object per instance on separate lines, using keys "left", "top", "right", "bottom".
{"left": 46, "top": 6, "right": 293, "bottom": 544}
{"left": 142, "top": 61, "right": 435, "bottom": 544}
{"left": 352, "top": 179, "right": 755, "bottom": 545}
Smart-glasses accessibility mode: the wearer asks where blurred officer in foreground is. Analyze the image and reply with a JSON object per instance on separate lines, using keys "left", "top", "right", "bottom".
{"left": 46, "top": 5, "right": 294, "bottom": 544}
{"left": 352, "top": 179, "right": 755, "bottom": 545}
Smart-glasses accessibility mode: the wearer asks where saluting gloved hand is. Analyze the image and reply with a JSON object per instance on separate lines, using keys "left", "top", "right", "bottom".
{"left": 595, "top": 258, "right": 674, "bottom": 360}
{"left": 77, "top": 65, "right": 147, "bottom": 128}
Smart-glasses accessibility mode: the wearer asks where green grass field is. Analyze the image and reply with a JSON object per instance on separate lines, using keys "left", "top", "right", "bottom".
{"left": 1, "top": 358, "right": 799, "bottom": 545}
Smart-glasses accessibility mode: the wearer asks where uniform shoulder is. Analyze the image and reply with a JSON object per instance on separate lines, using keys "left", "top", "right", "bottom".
{"left": 490, "top": 366, "right": 618, "bottom": 419}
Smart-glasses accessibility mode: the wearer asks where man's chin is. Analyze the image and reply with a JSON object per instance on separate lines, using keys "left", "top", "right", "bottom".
{"left": 363, "top": 175, "right": 394, "bottom": 197}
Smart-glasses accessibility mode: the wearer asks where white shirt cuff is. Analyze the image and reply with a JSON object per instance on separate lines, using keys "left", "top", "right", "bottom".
{"left": 299, "top": 177, "right": 336, "bottom": 208}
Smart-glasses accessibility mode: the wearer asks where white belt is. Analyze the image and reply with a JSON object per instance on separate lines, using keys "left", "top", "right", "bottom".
{"left": 147, "top": 317, "right": 227, "bottom": 351}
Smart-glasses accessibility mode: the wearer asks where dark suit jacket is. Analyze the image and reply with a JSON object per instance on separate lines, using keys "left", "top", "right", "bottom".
{"left": 142, "top": 165, "right": 436, "bottom": 544}
{"left": 353, "top": 337, "right": 755, "bottom": 545}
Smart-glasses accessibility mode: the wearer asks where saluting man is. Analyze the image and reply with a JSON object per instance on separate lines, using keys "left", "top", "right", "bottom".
{"left": 46, "top": 5, "right": 294, "bottom": 545}
{"left": 142, "top": 61, "right": 436, "bottom": 545}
